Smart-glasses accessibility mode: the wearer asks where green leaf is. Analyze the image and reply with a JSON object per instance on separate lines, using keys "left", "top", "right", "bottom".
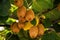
{"left": 53, "top": 23, "right": 60, "bottom": 32}
{"left": 10, "top": 4, "right": 18, "bottom": 13}
{"left": 44, "top": 9, "right": 60, "bottom": 21}
{"left": 6, "top": 32, "right": 20, "bottom": 40}
{"left": 10, "top": 0, "right": 14, "bottom": 4}
{"left": 17, "top": 29, "right": 24, "bottom": 38}
{"left": 23, "top": 31, "right": 29, "bottom": 38}
{"left": 24, "top": 0, "right": 32, "bottom": 8}
{"left": 20, "top": 38, "right": 28, "bottom": 40}
{"left": 32, "top": 0, "right": 54, "bottom": 13}
{"left": 41, "top": 31, "right": 60, "bottom": 40}
{"left": 43, "top": 19, "right": 52, "bottom": 28}
{"left": 0, "top": 16, "right": 8, "bottom": 23}
{"left": 31, "top": 19, "right": 36, "bottom": 26}
{"left": 0, "top": 0, "right": 10, "bottom": 16}
{"left": 6, "top": 18, "right": 16, "bottom": 24}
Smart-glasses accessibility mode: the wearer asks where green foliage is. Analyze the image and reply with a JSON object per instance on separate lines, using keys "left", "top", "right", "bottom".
{"left": 10, "top": 0, "right": 14, "bottom": 4}
{"left": 0, "top": 16, "right": 8, "bottom": 23}
{"left": 6, "top": 18, "right": 16, "bottom": 24}
{"left": 31, "top": 19, "right": 36, "bottom": 26}
{"left": 43, "top": 19, "right": 52, "bottom": 28}
{"left": 24, "top": 0, "right": 32, "bottom": 8}
{"left": 17, "top": 30, "right": 29, "bottom": 40}
{"left": 53, "top": 23, "right": 60, "bottom": 32}
{"left": 42, "top": 9, "right": 60, "bottom": 28}
{"left": 32, "top": 0, "right": 54, "bottom": 13}
{"left": 0, "top": 29, "right": 10, "bottom": 40}
{"left": 10, "top": 4, "right": 18, "bottom": 13}
{"left": 6, "top": 32, "right": 20, "bottom": 40}
{"left": 41, "top": 31, "right": 60, "bottom": 40}
{"left": 44, "top": 9, "right": 60, "bottom": 21}
{"left": 0, "top": 0, "right": 10, "bottom": 16}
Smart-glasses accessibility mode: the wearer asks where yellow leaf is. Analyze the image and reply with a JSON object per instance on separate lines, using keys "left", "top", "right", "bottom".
{"left": 23, "top": 22, "right": 33, "bottom": 31}
{"left": 35, "top": 16, "right": 40, "bottom": 26}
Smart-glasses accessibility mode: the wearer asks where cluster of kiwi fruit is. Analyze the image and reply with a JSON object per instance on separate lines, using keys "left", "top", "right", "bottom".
{"left": 29, "top": 24, "right": 45, "bottom": 38}
{"left": 10, "top": 0, "right": 45, "bottom": 38}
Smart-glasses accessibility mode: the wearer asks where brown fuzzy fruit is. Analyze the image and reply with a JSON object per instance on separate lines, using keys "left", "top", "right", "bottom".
{"left": 10, "top": 23, "right": 20, "bottom": 33}
{"left": 18, "top": 22, "right": 24, "bottom": 29}
{"left": 25, "top": 9, "right": 35, "bottom": 21}
{"left": 14, "top": 0, "right": 23, "bottom": 7}
{"left": 17, "top": 6, "right": 26, "bottom": 18}
{"left": 29, "top": 26, "right": 38, "bottom": 38}
{"left": 19, "top": 17, "right": 26, "bottom": 22}
{"left": 38, "top": 24, "right": 45, "bottom": 36}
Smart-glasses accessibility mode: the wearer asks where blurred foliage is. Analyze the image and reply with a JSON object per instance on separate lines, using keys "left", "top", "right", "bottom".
{"left": 44, "top": 9, "right": 60, "bottom": 21}
{"left": 0, "top": 16, "right": 9, "bottom": 23}
{"left": 41, "top": 31, "right": 60, "bottom": 40}
{"left": 6, "top": 32, "right": 20, "bottom": 40}
{"left": 52, "top": 23, "right": 60, "bottom": 32}
{"left": 32, "top": 0, "right": 54, "bottom": 13}
{"left": 42, "top": 19, "right": 52, "bottom": 28}
{"left": 0, "top": 0, "right": 10, "bottom": 16}
{"left": 0, "top": 29, "right": 10, "bottom": 40}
